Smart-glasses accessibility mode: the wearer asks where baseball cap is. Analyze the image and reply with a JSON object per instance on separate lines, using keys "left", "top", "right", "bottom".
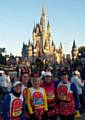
{"left": 45, "top": 71, "right": 52, "bottom": 77}
{"left": 13, "top": 81, "right": 22, "bottom": 87}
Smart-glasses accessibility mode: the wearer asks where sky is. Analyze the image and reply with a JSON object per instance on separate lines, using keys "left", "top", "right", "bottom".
{"left": 0, "top": 0, "right": 85, "bottom": 56}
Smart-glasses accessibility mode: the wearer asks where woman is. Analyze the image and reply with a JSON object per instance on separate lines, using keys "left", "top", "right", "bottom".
{"left": 21, "top": 71, "right": 31, "bottom": 98}
{"left": 71, "top": 70, "right": 85, "bottom": 110}
{"left": 27, "top": 72, "right": 48, "bottom": 120}
{"left": 41, "top": 71, "right": 58, "bottom": 120}
{"left": 2, "top": 81, "right": 26, "bottom": 120}
{"left": 57, "top": 70, "right": 80, "bottom": 120}
{"left": 21, "top": 67, "right": 32, "bottom": 119}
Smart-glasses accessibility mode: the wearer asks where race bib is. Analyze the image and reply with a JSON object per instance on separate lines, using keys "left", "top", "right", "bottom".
{"left": 57, "top": 85, "right": 68, "bottom": 101}
{"left": 33, "top": 92, "right": 44, "bottom": 109}
{"left": 11, "top": 99, "right": 22, "bottom": 117}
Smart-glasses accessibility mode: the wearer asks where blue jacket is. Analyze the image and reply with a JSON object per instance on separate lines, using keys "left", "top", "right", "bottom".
{"left": 2, "top": 93, "right": 26, "bottom": 120}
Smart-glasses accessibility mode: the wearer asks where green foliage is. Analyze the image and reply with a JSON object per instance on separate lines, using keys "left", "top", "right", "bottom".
{"left": 0, "top": 54, "right": 6, "bottom": 65}
{"left": 0, "top": 48, "right": 6, "bottom": 54}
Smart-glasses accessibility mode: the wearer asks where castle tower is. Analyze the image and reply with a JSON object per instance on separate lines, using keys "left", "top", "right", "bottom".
{"left": 22, "top": 0, "right": 65, "bottom": 64}
{"left": 47, "top": 20, "right": 51, "bottom": 36}
{"left": 71, "top": 40, "right": 78, "bottom": 60}
{"left": 33, "top": 22, "right": 36, "bottom": 47}
{"left": 28, "top": 40, "right": 33, "bottom": 57}
{"left": 22, "top": 42, "right": 28, "bottom": 60}
{"left": 47, "top": 20, "right": 51, "bottom": 51}
{"left": 40, "top": 0, "right": 46, "bottom": 48}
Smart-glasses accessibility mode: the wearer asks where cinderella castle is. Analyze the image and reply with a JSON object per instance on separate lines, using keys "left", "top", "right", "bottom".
{"left": 21, "top": 1, "right": 65, "bottom": 64}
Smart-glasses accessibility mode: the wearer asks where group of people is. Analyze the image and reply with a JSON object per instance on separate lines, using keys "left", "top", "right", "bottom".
{"left": 0, "top": 65, "right": 84, "bottom": 120}
{"left": 0, "top": 70, "right": 12, "bottom": 100}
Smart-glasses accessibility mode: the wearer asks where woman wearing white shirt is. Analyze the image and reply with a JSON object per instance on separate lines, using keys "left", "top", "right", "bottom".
{"left": 71, "top": 70, "right": 85, "bottom": 110}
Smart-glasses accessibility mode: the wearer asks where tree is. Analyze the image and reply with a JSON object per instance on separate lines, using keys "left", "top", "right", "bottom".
{"left": 79, "top": 46, "right": 85, "bottom": 55}
{"left": 0, "top": 54, "right": 6, "bottom": 65}
{"left": 0, "top": 48, "right": 6, "bottom": 55}
{"left": 0, "top": 48, "right": 6, "bottom": 65}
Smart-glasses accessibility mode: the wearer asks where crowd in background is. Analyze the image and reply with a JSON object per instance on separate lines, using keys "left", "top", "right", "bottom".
{"left": 0, "top": 63, "right": 85, "bottom": 120}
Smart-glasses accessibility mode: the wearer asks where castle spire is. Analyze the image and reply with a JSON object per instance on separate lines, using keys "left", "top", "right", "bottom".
{"left": 42, "top": 0, "right": 46, "bottom": 16}
{"left": 52, "top": 40, "right": 54, "bottom": 46}
{"left": 28, "top": 39, "right": 31, "bottom": 46}
{"left": 40, "top": 0, "right": 46, "bottom": 48}
{"left": 71, "top": 40, "right": 78, "bottom": 60}
{"left": 59, "top": 42, "right": 62, "bottom": 49}
{"left": 72, "top": 40, "right": 77, "bottom": 49}
{"left": 47, "top": 20, "right": 50, "bottom": 29}
{"left": 47, "top": 20, "right": 51, "bottom": 34}
{"left": 59, "top": 42, "right": 63, "bottom": 53}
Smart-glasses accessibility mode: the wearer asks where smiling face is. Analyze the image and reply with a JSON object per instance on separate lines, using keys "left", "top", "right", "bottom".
{"left": 13, "top": 84, "right": 22, "bottom": 94}
{"left": 22, "top": 73, "right": 29, "bottom": 86}
{"left": 61, "top": 74, "right": 69, "bottom": 84}
{"left": 45, "top": 75, "right": 52, "bottom": 83}
{"left": 33, "top": 77, "right": 40, "bottom": 89}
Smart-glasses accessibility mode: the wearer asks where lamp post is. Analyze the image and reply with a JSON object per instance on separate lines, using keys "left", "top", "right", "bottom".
{"left": 6, "top": 57, "right": 9, "bottom": 65}
{"left": 16, "top": 57, "right": 19, "bottom": 77}
{"left": 43, "top": 49, "right": 46, "bottom": 65}
{"left": 33, "top": 48, "right": 37, "bottom": 63}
